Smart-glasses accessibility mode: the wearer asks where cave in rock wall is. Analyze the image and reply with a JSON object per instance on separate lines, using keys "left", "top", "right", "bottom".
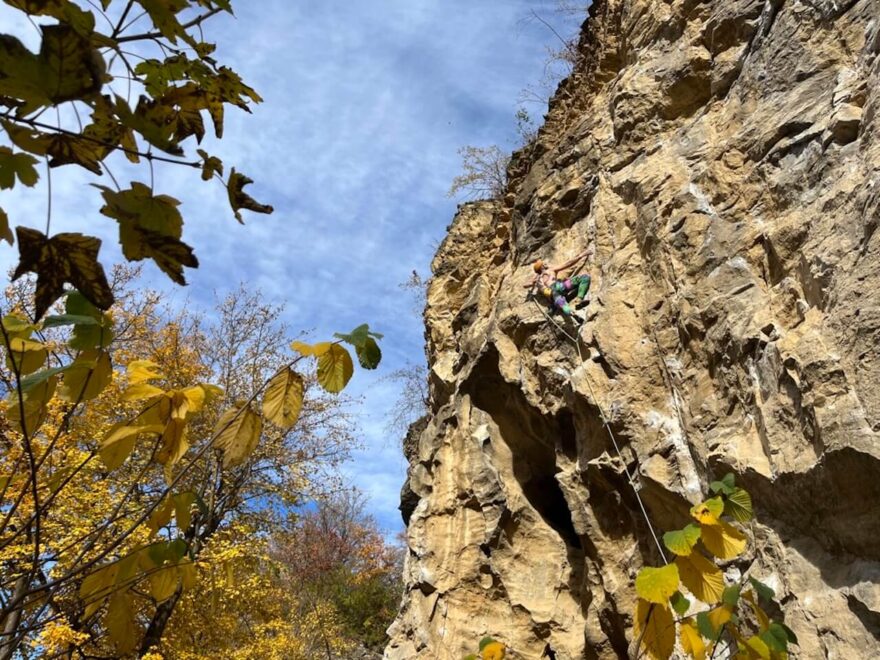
{"left": 387, "top": 0, "right": 880, "bottom": 657}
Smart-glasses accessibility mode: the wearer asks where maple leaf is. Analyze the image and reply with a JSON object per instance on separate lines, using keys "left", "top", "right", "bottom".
{"left": 0, "top": 146, "right": 39, "bottom": 189}
{"left": 12, "top": 227, "right": 113, "bottom": 318}
{"left": 227, "top": 168, "right": 273, "bottom": 223}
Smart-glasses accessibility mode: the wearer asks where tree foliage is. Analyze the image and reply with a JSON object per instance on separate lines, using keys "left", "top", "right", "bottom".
{"left": 634, "top": 474, "right": 798, "bottom": 660}
{"left": 0, "top": 0, "right": 274, "bottom": 320}
{"left": 0, "top": 270, "right": 382, "bottom": 658}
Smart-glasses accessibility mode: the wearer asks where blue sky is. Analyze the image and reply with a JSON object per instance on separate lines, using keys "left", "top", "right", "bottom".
{"left": 0, "top": 1, "right": 585, "bottom": 537}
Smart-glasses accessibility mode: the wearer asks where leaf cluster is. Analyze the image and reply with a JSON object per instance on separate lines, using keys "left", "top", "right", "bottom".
{"left": 1, "top": 0, "right": 274, "bottom": 319}
{"left": 634, "top": 474, "right": 798, "bottom": 660}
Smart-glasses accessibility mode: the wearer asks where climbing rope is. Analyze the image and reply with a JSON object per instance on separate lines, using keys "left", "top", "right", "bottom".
{"left": 528, "top": 296, "right": 669, "bottom": 565}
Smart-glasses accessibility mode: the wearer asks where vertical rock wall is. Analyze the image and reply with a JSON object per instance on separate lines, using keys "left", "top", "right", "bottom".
{"left": 387, "top": 0, "right": 880, "bottom": 657}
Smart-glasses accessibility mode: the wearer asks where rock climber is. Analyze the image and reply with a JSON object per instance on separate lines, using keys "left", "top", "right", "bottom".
{"left": 524, "top": 248, "right": 592, "bottom": 319}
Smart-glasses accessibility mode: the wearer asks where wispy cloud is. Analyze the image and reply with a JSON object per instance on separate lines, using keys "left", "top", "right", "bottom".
{"left": 0, "top": 0, "right": 581, "bottom": 535}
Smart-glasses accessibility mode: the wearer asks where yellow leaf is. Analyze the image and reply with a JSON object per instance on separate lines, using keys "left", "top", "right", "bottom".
{"left": 105, "top": 591, "right": 138, "bottom": 655}
{"left": 123, "top": 381, "right": 165, "bottom": 401}
{"left": 700, "top": 520, "right": 747, "bottom": 560}
{"left": 634, "top": 598, "right": 675, "bottom": 660}
{"left": 5, "top": 336, "right": 47, "bottom": 375}
{"left": 745, "top": 635, "right": 771, "bottom": 659}
{"left": 317, "top": 343, "right": 354, "bottom": 394}
{"left": 80, "top": 563, "right": 119, "bottom": 619}
{"left": 676, "top": 553, "right": 724, "bottom": 604}
{"left": 101, "top": 424, "right": 163, "bottom": 470}
{"left": 127, "top": 359, "right": 163, "bottom": 384}
{"left": 156, "top": 418, "right": 188, "bottom": 469}
{"left": 180, "top": 385, "right": 205, "bottom": 413}
{"left": 173, "top": 491, "right": 197, "bottom": 532}
{"left": 290, "top": 340, "right": 332, "bottom": 357}
{"left": 708, "top": 604, "right": 733, "bottom": 631}
{"left": 59, "top": 349, "right": 112, "bottom": 402}
{"left": 147, "top": 495, "right": 174, "bottom": 533}
{"left": 262, "top": 367, "right": 304, "bottom": 429}
{"left": 690, "top": 497, "right": 724, "bottom": 525}
{"left": 481, "top": 641, "right": 505, "bottom": 660}
{"left": 6, "top": 374, "right": 57, "bottom": 436}
{"left": 213, "top": 405, "right": 262, "bottom": 468}
{"left": 149, "top": 565, "right": 179, "bottom": 603}
{"left": 178, "top": 559, "right": 197, "bottom": 590}
{"left": 635, "top": 564, "right": 680, "bottom": 606}
{"left": 681, "top": 618, "right": 706, "bottom": 660}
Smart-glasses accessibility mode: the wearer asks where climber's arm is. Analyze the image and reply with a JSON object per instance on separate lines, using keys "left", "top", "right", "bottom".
{"left": 551, "top": 249, "right": 591, "bottom": 277}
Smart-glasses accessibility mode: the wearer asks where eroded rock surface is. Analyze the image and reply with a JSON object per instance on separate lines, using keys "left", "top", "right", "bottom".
{"left": 387, "top": 0, "right": 880, "bottom": 657}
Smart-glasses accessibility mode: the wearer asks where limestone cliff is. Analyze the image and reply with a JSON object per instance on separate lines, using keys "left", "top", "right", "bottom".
{"left": 387, "top": 0, "right": 880, "bottom": 657}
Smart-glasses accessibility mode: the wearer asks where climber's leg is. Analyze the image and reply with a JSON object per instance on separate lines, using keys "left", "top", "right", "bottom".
{"left": 553, "top": 294, "right": 573, "bottom": 316}
{"left": 575, "top": 274, "right": 591, "bottom": 299}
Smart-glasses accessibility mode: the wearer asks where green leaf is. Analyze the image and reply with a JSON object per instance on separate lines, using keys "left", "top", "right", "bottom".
{"left": 18, "top": 365, "right": 70, "bottom": 393}
{"left": 778, "top": 622, "right": 798, "bottom": 645}
{"left": 227, "top": 168, "right": 273, "bottom": 223}
{"left": 722, "top": 584, "right": 741, "bottom": 607}
{"left": 356, "top": 336, "right": 382, "bottom": 370}
{"left": 749, "top": 577, "right": 775, "bottom": 601}
{"left": 670, "top": 590, "right": 690, "bottom": 616}
{"left": 316, "top": 343, "right": 354, "bottom": 394}
{"left": 41, "top": 313, "right": 100, "bottom": 328}
{"left": 333, "top": 323, "right": 382, "bottom": 348}
{"left": 696, "top": 611, "right": 716, "bottom": 639}
{"left": 709, "top": 472, "right": 736, "bottom": 495}
{"left": 0, "top": 147, "right": 39, "bottom": 189}
{"left": 65, "top": 294, "right": 115, "bottom": 350}
{"left": 662, "top": 523, "right": 701, "bottom": 556}
{"left": 760, "top": 623, "right": 789, "bottom": 652}
{"left": 635, "top": 564, "right": 680, "bottom": 606}
{"left": 724, "top": 487, "right": 753, "bottom": 522}
{"left": 478, "top": 637, "right": 496, "bottom": 652}
{"left": 12, "top": 228, "right": 114, "bottom": 319}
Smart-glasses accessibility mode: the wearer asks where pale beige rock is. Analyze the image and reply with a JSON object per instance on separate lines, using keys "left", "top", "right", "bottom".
{"left": 387, "top": 0, "right": 880, "bottom": 657}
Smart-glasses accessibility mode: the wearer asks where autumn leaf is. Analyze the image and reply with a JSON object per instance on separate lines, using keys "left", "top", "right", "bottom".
{"left": 634, "top": 598, "right": 675, "bottom": 660}
{"left": 80, "top": 562, "right": 119, "bottom": 619}
{"left": 700, "top": 520, "right": 747, "bottom": 560}
{"left": 97, "top": 182, "right": 199, "bottom": 284}
{"left": 635, "top": 564, "right": 680, "bottom": 606}
{"left": 317, "top": 344, "right": 354, "bottom": 393}
{"left": 58, "top": 349, "right": 112, "bottom": 402}
{"left": 12, "top": 227, "right": 113, "bottom": 319}
{"left": 0, "top": 146, "right": 39, "bottom": 189}
{"left": 101, "top": 424, "right": 164, "bottom": 470}
{"left": 262, "top": 367, "right": 304, "bottom": 429}
{"left": 213, "top": 404, "right": 262, "bottom": 467}
{"left": 5, "top": 336, "right": 48, "bottom": 376}
{"left": 676, "top": 552, "right": 724, "bottom": 604}
{"left": 105, "top": 591, "right": 138, "bottom": 654}
{"left": 690, "top": 496, "right": 724, "bottom": 525}
{"left": 680, "top": 618, "right": 706, "bottom": 660}
{"left": 227, "top": 168, "right": 273, "bottom": 223}
{"left": 290, "top": 340, "right": 332, "bottom": 357}
{"left": 0, "top": 207, "right": 11, "bottom": 245}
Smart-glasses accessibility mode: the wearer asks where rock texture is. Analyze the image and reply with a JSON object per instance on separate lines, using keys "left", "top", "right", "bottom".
{"left": 386, "top": 0, "right": 880, "bottom": 657}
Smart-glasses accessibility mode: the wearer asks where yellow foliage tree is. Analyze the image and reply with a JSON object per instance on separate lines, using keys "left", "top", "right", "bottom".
{"left": 0, "top": 269, "right": 380, "bottom": 658}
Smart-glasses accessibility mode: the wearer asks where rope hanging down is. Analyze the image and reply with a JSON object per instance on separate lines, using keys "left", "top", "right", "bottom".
{"left": 528, "top": 296, "right": 668, "bottom": 565}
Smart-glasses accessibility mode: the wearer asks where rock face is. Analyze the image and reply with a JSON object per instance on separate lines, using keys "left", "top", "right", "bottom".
{"left": 386, "top": 0, "right": 880, "bottom": 657}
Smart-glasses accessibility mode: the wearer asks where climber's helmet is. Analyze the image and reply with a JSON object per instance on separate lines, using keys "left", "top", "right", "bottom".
{"left": 533, "top": 259, "right": 545, "bottom": 273}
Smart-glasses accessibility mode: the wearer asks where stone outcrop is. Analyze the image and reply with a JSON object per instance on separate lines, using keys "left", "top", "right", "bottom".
{"left": 386, "top": 0, "right": 880, "bottom": 657}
